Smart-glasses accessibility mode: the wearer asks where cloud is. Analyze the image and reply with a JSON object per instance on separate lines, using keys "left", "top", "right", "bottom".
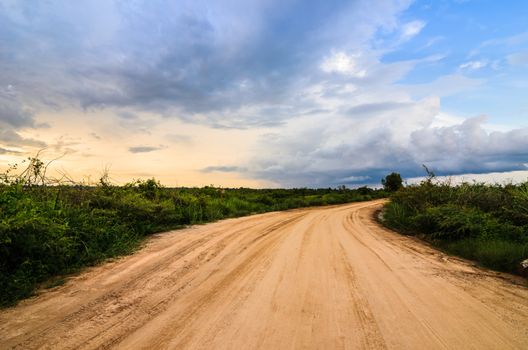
{"left": 408, "top": 116, "right": 528, "bottom": 174}
{"left": 50, "top": 135, "right": 81, "bottom": 155}
{"left": 470, "top": 31, "right": 528, "bottom": 63}
{"left": 0, "top": 129, "right": 47, "bottom": 148}
{"left": 245, "top": 97, "right": 439, "bottom": 187}
{"left": 481, "top": 31, "right": 528, "bottom": 48}
{"left": 245, "top": 107, "right": 528, "bottom": 187}
{"left": 419, "top": 36, "right": 444, "bottom": 50}
{"left": 0, "top": 0, "right": 417, "bottom": 129}
{"left": 201, "top": 166, "right": 247, "bottom": 173}
{"left": 0, "top": 81, "right": 48, "bottom": 152}
{"left": 128, "top": 145, "right": 165, "bottom": 153}
{"left": 507, "top": 52, "right": 528, "bottom": 66}
{"left": 117, "top": 111, "right": 139, "bottom": 120}
{"left": 0, "top": 100, "right": 35, "bottom": 128}
{"left": 346, "top": 101, "right": 414, "bottom": 117}
{"left": 337, "top": 175, "right": 371, "bottom": 183}
{"left": 0, "top": 88, "right": 36, "bottom": 128}
{"left": 3, "top": 0, "right": 524, "bottom": 188}
{"left": 0, "top": 147, "right": 22, "bottom": 155}
{"left": 320, "top": 52, "right": 367, "bottom": 77}
{"left": 403, "top": 74, "right": 484, "bottom": 98}
{"left": 401, "top": 20, "right": 426, "bottom": 39}
{"left": 165, "top": 134, "right": 192, "bottom": 145}
{"left": 459, "top": 60, "right": 488, "bottom": 70}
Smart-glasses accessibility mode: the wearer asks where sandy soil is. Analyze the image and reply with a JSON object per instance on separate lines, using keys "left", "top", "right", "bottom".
{"left": 1, "top": 200, "right": 527, "bottom": 349}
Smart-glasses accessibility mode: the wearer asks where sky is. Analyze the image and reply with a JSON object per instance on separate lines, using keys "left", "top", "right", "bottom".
{"left": 1, "top": 0, "right": 527, "bottom": 188}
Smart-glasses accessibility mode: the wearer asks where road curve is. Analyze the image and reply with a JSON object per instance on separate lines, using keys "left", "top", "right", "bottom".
{"left": 1, "top": 200, "right": 527, "bottom": 349}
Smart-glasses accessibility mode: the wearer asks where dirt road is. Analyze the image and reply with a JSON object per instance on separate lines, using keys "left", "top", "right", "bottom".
{"left": 1, "top": 200, "right": 528, "bottom": 349}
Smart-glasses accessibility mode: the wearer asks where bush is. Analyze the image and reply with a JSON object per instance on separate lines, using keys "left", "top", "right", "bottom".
{"left": 383, "top": 179, "right": 528, "bottom": 275}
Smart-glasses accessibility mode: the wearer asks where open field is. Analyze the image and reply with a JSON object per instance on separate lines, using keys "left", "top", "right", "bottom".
{"left": 1, "top": 200, "right": 527, "bottom": 349}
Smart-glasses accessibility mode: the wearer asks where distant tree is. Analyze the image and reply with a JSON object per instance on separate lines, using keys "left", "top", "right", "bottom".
{"left": 356, "top": 186, "right": 373, "bottom": 196}
{"left": 382, "top": 172, "right": 403, "bottom": 192}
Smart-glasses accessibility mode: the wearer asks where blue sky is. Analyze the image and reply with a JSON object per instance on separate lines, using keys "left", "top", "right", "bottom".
{"left": 387, "top": 0, "right": 528, "bottom": 126}
{"left": 0, "top": 0, "right": 527, "bottom": 187}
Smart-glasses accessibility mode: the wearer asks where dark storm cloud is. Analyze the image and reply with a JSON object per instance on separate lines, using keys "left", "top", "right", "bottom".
{"left": 409, "top": 117, "right": 528, "bottom": 174}
{"left": 248, "top": 115, "right": 528, "bottom": 187}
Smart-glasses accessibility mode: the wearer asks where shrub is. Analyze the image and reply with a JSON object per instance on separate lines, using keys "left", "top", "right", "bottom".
{"left": 382, "top": 179, "right": 528, "bottom": 275}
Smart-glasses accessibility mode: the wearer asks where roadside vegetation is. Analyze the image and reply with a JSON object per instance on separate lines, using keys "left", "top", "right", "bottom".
{"left": 382, "top": 169, "right": 528, "bottom": 276}
{"left": 0, "top": 156, "right": 386, "bottom": 307}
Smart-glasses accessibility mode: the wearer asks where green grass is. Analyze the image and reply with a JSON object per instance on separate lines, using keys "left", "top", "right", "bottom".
{"left": 442, "top": 239, "right": 528, "bottom": 273}
{"left": 382, "top": 178, "right": 528, "bottom": 275}
{"left": 0, "top": 177, "right": 386, "bottom": 307}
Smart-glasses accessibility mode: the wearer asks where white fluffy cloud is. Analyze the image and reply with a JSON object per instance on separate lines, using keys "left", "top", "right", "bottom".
{"left": 401, "top": 20, "right": 426, "bottom": 39}
{"left": 320, "top": 52, "right": 367, "bottom": 77}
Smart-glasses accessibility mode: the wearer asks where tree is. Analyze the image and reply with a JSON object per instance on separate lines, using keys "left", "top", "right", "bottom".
{"left": 382, "top": 172, "right": 403, "bottom": 192}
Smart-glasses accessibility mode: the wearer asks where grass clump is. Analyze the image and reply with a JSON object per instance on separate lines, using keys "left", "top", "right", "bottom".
{"left": 0, "top": 158, "right": 386, "bottom": 307}
{"left": 383, "top": 175, "right": 528, "bottom": 275}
